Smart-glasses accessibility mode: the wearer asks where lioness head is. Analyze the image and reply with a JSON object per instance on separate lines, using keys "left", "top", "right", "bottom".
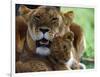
{"left": 19, "top": 5, "right": 74, "bottom": 55}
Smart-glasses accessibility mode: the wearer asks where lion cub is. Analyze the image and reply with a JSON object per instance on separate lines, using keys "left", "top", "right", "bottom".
{"left": 16, "top": 32, "right": 73, "bottom": 72}
{"left": 49, "top": 32, "right": 82, "bottom": 70}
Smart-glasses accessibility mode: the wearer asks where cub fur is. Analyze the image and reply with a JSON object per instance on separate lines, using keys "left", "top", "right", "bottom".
{"left": 50, "top": 31, "right": 85, "bottom": 70}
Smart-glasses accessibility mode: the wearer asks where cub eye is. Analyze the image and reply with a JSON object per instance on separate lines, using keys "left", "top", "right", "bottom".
{"left": 67, "top": 35, "right": 72, "bottom": 40}
{"left": 67, "top": 33, "right": 74, "bottom": 41}
{"left": 63, "top": 45, "right": 67, "bottom": 49}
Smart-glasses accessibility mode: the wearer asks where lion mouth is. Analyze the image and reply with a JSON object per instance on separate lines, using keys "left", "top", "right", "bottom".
{"left": 36, "top": 38, "right": 51, "bottom": 47}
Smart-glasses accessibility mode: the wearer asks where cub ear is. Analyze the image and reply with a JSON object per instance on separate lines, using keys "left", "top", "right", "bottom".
{"left": 18, "top": 5, "right": 32, "bottom": 22}
{"left": 64, "top": 11, "right": 74, "bottom": 20}
{"left": 63, "top": 31, "right": 74, "bottom": 41}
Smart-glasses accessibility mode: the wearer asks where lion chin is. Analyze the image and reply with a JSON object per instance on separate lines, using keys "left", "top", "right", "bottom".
{"left": 36, "top": 47, "right": 50, "bottom": 56}
{"left": 36, "top": 38, "right": 51, "bottom": 56}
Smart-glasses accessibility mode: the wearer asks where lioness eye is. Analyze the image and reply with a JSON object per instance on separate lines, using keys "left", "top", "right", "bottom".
{"left": 52, "top": 17, "right": 58, "bottom": 21}
{"left": 34, "top": 15, "right": 40, "bottom": 20}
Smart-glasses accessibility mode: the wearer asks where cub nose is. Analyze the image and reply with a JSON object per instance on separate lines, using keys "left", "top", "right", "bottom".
{"left": 39, "top": 28, "right": 49, "bottom": 34}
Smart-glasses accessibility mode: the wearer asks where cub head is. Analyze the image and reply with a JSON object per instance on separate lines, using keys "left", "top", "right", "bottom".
{"left": 50, "top": 31, "right": 74, "bottom": 63}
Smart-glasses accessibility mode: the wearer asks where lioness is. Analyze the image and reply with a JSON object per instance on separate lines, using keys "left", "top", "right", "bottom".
{"left": 16, "top": 5, "right": 86, "bottom": 72}
{"left": 17, "top": 5, "right": 71, "bottom": 57}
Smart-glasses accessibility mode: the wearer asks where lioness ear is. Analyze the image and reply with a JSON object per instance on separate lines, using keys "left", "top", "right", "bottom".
{"left": 64, "top": 11, "right": 74, "bottom": 20}
{"left": 19, "top": 5, "right": 31, "bottom": 15}
{"left": 18, "top": 5, "right": 32, "bottom": 22}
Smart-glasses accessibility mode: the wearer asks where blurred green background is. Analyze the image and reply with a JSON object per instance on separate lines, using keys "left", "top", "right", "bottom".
{"left": 61, "top": 7, "right": 94, "bottom": 69}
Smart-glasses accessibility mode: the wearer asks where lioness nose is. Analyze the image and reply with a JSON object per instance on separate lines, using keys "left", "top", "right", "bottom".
{"left": 39, "top": 28, "right": 49, "bottom": 34}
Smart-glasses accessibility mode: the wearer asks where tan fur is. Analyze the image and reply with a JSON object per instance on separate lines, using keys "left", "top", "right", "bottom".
{"left": 51, "top": 32, "right": 74, "bottom": 63}
{"left": 16, "top": 16, "right": 27, "bottom": 61}
{"left": 19, "top": 5, "right": 71, "bottom": 41}
{"left": 16, "top": 58, "right": 52, "bottom": 73}
{"left": 70, "top": 23, "right": 85, "bottom": 60}
{"left": 50, "top": 32, "right": 79, "bottom": 70}
{"left": 49, "top": 32, "right": 75, "bottom": 70}
{"left": 16, "top": 5, "right": 73, "bottom": 60}
{"left": 16, "top": 16, "right": 27, "bottom": 53}
{"left": 16, "top": 5, "right": 75, "bottom": 52}
{"left": 50, "top": 31, "right": 85, "bottom": 70}
{"left": 64, "top": 11, "right": 85, "bottom": 60}
{"left": 63, "top": 11, "right": 86, "bottom": 69}
{"left": 16, "top": 5, "right": 85, "bottom": 72}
